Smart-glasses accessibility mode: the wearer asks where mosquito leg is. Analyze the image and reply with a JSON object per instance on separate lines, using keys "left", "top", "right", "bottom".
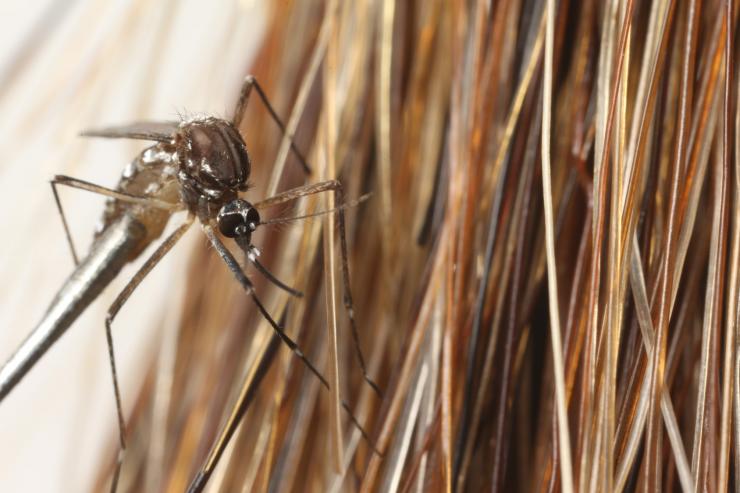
{"left": 259, "top": 193, "right": 372, "bottom": 225}
{"left": 51, "top": 174, "right": 181, "bottom": 266}
{"left": 103, "top": 216, "right": 193, "bottom": 493}
{"left": 52, "top": 175, "right": 181, "bottom": 211}
{"left": 50, "top": 181, "right": 79, "bottom": 265}
{"left": 255, "top": 180, "right": 383, "bottom": 398}
{"left": 201, "top": 223, "right": 380, "bottom": 451}
{"left": 253, "top": 180, "right": 340, "bottom": 210}
{"left": 330, "top": 182, "right": 384, "bottom": 398}
{"left": 231, "top": 75, "right": 311, "bottom": 174}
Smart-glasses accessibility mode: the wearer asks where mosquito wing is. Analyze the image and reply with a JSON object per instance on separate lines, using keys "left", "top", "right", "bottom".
{"left": 80, "top": 121, "right": 180, "bottom": 142}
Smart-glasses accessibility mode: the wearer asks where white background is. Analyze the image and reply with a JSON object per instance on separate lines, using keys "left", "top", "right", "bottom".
{"left": 0, "top": 1, "right": 266, "bottom": 491}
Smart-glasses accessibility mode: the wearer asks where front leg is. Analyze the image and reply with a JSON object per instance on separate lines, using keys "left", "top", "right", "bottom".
{"left": 51, "top": 175, "right": 181, "bottom": 266}
{"left": 101, "top": 216, "right": 193, "bottom": 492}
{"left": 255, "top": 180, "right": 382, "bottom": 397}
{"left": 231, "top": 75, "right": 311, "bottom": 174}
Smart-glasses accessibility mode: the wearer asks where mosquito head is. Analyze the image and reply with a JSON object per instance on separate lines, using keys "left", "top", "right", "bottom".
{"left": 217, "top": 198, "right": 260, "bottom": 246}
{"left": 176, "top": 118, "right": 251, "bottom": 205}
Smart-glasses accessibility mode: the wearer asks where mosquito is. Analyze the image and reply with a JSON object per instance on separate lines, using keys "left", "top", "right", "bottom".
{"left": 0, "top": 75, "right": 382, "bottom": 492}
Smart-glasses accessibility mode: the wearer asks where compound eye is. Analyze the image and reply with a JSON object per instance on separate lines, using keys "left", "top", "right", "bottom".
{"left": 216, "top": 208, "right": 244, "bottom": 238}
{"left": 245, "top": 207, "right": 260, "bottom": 230}
{"left": 217, "top": 199, "right": 260, "bottom": 238}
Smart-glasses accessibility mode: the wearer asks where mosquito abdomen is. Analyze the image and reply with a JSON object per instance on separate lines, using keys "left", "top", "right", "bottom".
{"left": 0, "top": 214, "right": 147, "bottom": 401}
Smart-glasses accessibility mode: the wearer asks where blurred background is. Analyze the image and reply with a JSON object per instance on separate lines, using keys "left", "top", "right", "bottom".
{"left": 1, "top": 1, "right": 739, "bottom": 492}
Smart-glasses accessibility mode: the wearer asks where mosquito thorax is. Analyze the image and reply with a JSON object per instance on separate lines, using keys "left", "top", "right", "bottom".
{"left": 174, "top": 117, "right": 251, "bottom": 210}
{"left": 217, "top": 199, "right": 260, "bottom": 242}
